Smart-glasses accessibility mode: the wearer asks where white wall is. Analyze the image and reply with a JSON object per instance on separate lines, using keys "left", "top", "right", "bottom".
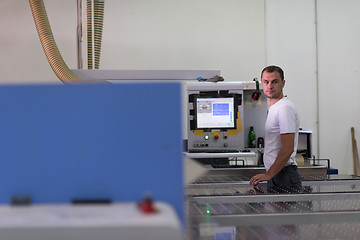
{"left": 101, "top": 0, "right": 266, "bottom": 81}
{"left": 317, "top": 0, "right": 360, "bottom": 174}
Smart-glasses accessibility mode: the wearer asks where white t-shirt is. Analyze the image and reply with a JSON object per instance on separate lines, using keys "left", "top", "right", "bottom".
{"left": 264, "top": 97, "right": 300, "bottom": 171}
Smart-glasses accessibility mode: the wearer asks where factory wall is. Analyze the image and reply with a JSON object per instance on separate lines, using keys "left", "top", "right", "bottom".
{"left": 267, "top": 0, "right": 360, "bottom": 175}
{"left": 0, "top": 0, "right": 359, "bottom": 174}
{"left": 317, "top": 0, "right": 360, "bottom": 175}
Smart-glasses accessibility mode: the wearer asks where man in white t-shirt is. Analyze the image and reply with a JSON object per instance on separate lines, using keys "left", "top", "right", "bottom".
{"left": 249, "top": 65, "right": 302, "bottom": 190}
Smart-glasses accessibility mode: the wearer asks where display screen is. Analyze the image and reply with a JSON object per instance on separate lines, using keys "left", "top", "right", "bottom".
{"left": 196, "top": 97, "right": 235, "bottom": 129}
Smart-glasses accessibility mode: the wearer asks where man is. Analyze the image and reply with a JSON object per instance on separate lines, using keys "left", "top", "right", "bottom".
{"left": 249, "top": 65, "right": 302, "bottom": 190}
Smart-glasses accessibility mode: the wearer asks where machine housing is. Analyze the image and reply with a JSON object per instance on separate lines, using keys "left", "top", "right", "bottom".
{"left": 186, "top": 81, "right": 267, "bottom": 153}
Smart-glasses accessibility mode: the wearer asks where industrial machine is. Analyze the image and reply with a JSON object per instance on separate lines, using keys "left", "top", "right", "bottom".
{"left": 182, "top": 81, "right": 360, "bottom": 240}
{"left": 0, "top": 83, "right": 184, "bottom": 240}
{"left": 185, "top": 172, "right": 360, "bottom": 240}
{"left": 184, "top": 81, "right": 328, "bottom": 172}
{"left": 186, "top": 81, "right": 267, "bottom": 154}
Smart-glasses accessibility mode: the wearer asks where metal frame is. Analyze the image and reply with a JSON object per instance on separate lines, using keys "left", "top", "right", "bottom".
{"left": 210, "top": 211, "right": 360, "bottom": 226}
{"left": 194, "top": 192, "right": 360, "bottom": 204}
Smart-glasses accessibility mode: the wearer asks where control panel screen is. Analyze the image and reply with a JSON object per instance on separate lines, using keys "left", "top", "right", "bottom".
{"left": 196, "top": 97, "right": 235, "bottom": 129}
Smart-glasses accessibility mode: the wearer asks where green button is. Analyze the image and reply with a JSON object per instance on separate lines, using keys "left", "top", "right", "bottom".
{"left": 204, "top": 135, "right": 209, "bottom": 140}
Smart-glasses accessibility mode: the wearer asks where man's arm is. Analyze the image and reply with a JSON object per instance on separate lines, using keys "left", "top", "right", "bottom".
{"left": 249, "top": 133, "right": 295, "bottom": 186}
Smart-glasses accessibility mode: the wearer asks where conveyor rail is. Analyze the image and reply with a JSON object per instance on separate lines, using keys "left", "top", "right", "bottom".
{"left": 186, "top": 173, "right": 360, "bottom": 239}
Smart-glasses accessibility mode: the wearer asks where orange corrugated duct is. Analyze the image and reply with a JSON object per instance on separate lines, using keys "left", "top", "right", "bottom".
{"left": 29, "top": 0, "right": 86, "bottom": 83}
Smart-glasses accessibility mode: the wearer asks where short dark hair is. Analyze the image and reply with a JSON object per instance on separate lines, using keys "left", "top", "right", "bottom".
{"left": 261, "top": 65, "right": 284, "bottom": 80}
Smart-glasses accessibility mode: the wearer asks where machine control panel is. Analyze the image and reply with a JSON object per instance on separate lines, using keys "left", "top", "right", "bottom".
{"left": 187, "top": 82, "right": 245, "bottom": 153}
{"left": 186, "top": 82, "right": 267, "bottom": 153}
{"left": 191, "top": 132, "right": 235, "bottom": 151}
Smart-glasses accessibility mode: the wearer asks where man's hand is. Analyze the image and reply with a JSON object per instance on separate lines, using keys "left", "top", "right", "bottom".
{"left": 249, "top": 173, "right": 272, "bottom": 186}
{"left": 250, "top": 133, "right": 295, "bottom": 186}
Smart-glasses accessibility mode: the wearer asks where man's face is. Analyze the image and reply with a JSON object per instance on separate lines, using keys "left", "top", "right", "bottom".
{"left": 261, "top": 71, "right": 285, "bottom": 100}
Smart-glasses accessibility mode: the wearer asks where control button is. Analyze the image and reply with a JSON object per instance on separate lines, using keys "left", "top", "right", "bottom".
{"left": 204, "top": 135, "right": 209, "bottom": 140}
{"left": 224, "top": 143, "right": 228, "bottom": 147}
{"left": 214, "top": 135, "right": 219, "bottom": 140}
{"left": 224, "top": 135, "right": 228, "bottom": 139}
{"left": 138, "top": 195, "right": 157, "bottom": 214}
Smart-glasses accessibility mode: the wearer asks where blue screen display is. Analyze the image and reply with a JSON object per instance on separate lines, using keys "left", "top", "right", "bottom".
{"left": 196, "top": 97, "right": 235, "bottom": 129}
{"left": 213, "top": 103, "right": 230, "bottom": 116}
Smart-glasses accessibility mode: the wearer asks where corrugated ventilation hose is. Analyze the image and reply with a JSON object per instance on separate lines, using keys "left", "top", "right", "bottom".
{"left": 29, "top": 0, "right": 86, "bottom": 83}
{"left": 93, "top": 0, "right": 104, "bottom": 69}
{"left": 87, "top": 0, "right": 93, "bottom": 69}
{"left": 87, "top": 0, "right": 105, "bottom": 69}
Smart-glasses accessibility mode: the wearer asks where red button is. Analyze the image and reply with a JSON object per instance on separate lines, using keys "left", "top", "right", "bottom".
{"left": 214, "top": 135, "right": 219, "bottom": 140}
{"left": 139, "top": 196, "right": 157, "bottom": 214}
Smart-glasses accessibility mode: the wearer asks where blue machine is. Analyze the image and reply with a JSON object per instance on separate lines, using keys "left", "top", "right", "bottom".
{"left": 0, "top": 83, "right": 184, "bottom": 221}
